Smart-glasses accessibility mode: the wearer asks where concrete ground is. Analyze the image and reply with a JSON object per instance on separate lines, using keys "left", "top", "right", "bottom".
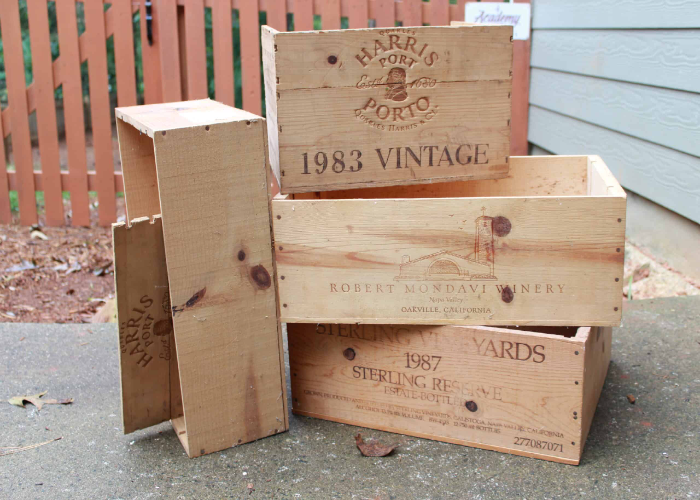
{"left": 0, "top": 297, "right": 698, "bottom": 500}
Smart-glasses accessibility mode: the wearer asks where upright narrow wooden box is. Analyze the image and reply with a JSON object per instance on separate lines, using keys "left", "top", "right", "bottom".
{"left": 288, "top": 322, "right": 611, "bottom": 464}
{"left": 113, "top": 100, "right": 287, "bottom": 458}
{"left": 263, "top": 25, "right": 513, "bottom": 194}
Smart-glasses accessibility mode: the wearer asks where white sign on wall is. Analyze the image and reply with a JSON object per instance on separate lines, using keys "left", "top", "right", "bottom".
{"left": 464, "top": 2, "right": 531, "bottom": 41}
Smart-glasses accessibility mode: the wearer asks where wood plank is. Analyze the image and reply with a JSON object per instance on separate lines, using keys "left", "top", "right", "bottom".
{"left": 273, "top": 176, "right": 626, "bottom": 326}
{"left": 348, "top": 0, "right": 369, "bottom": 29}
{"left": 532, "top": 0, "right": 700, "bottom": 29}
{"left": 321, "top": 0, "right": 341, "bottom": 29}
{"left": 140, "top": 0, "right": 164, "bottom": 104}
{"left": 113, "top": 0, "right": 138, "bottom": 107}
{"left": 0, "top": 0, "right": 37, "bottom": 225}
{"left": 55, "top": 0, "right": 90, "bottom": 225}
{"left": 127, "top": 102, "right": 286, "bottom": 457}
{"left": 116, "top": 119, "right": 161, "bottom": 221}
{"left": 84, "top": 0, "right": 117, "bottom": 226}
{"left": 288, "top": 323, "right": 593, "bottom": 464}
{"left": 528, "top": 105, "right": 700, "bottom": 224}
{"left": 580, "top": 327, "right": 612, "bottom": 447}
{"left": 6, "top": 170, "right": 124, "bottom": 194}
{"left": 265, "top": 0, "right": 288, "bottom": 31}
{"left": 114, "top": 216, "right": 174, "bottom": 434}
{"left": 157, "top": 0, "right": 183, "bottom": 102}
{"left": 263, "top": 26, "right": 513, "bottom": 193}
{"left": 184, "top": 0, "right": 209, "bottom": 99}
{"left": 531, "top": 29, "right": 700, "bottom": 94}
{"left": 511, "top": 0, "right": 530, "bottom": 156}
{"left": 373, "top": 0, "right": 394, "bottom": 27}
{"left": 429, "top": 0, "right": 450, "bottom": 26}
{"left": 294, "top": 0, "right": 315, "bottom": 31}
{"left": 239, "top": 0, "right": 262, "bottom": 114}
{"left": 212, "top": 0, "right": 235, "bottom": 106}
{"left": 0, "top": 103, "right": 11, "bottom": 223}
{"left": 26, "top": 0, "right": 63, "bottom": 226}
{"left": 529, "top": 68, "right": 700, "bottom": 158}
{"left": 401, "top": 0, "right": 423, "bottom": 27}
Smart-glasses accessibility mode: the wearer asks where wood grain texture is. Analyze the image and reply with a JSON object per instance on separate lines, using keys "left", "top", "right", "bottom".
{"left": 265, "top": 0, "right": 288, "bottom": 31}
{"left": 0, "top": 0, "right": 37, "bottom": 225}
{"left": 288, "top": 323, "right": 609, "bottom": 464}
{"left": 239, "top": 0, "right": 262, "bottom": 114}
{"left": 373, "top": 0, "right": 394, "bottom": 27}
{"left": 294, "top": 0, "right": 315, "bottom": 31}
{"left": 531, "top": 29, "right": 700, "bottom": 94}
{"left": 532, "top": 0, "right": 700, "bottom": 29}
{"left": 212, "top": 0, "right": 235, "bottom": 106}
{"left": 528, "top": 106, "right": 700, "bottom": 224}
{"left": 401, "top": 0, "right": 423, "bottom": 27}
{"left": 114, "top": 216, "right": 176, "bottom": 434}
{"left": 157, "top": 0, "right": 183, "bottom": 102}
{"left": 184, "top": 0, "right": 209, "bottom": 99}
{"left": 263, "top": 25, "right": 512, "bottom": 193}
{"left": 580, "top": 326, "right": 612, "bottom": 447}
{"left": 55, "top": 0, "right": 90, "bottom": 225}
{"left": 429, "top": 0, "right": 449, "bottom": 26}
{"left": 26, "top": 0, "right": 63, "bottom": 226}
{"left": 84, "top": 0, "right": 117, "bottom": 226}
{"left": 273, "top": 156, "right": 626, "bottom": 327}
{"left": 321, "top": 0, "right": 342, "bottom": 29}
{"left": 140, "top": 0, "right": 164, "bottom": 104}
{"left": 116, "top": 119, "right": 162, "bottom": 221}
{"left": 126, "top": 102, "right": 286, "bottom": 457}
{"left": 348, "top": 0, "right": 369, "bottom": 29}
{"left": 529, "top": 68, "right": 700, "bottom": 158}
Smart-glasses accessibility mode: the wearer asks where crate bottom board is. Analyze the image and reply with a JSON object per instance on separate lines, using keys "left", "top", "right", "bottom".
{"left": 292, "top": 409, "right": 580, "bottom": 465}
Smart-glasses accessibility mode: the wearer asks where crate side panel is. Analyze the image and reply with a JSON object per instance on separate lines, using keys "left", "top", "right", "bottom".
{"left": 153, "top": 118, "right": 286, "bottom": 457}
{"left": 289, "top": 323, "right": 584, "bottom": 463}
{"left": 581, "top": 326, "right": 612, "bottom": 448}
{"left": 274, "top": 196, "right": 626, "bottom": 326}
{"left": 114, "top": 217, "right": 174, "bottom": 434}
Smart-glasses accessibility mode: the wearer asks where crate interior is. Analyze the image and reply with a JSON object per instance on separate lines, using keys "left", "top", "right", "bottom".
{"left": 290, "top": 155, "right": 623, "bottom": 200}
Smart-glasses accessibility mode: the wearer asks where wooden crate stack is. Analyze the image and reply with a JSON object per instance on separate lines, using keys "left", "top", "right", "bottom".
{"left": 263, "top": 24, "right": 625, "bottom": 465}
{"left": 113, "top": 23, "right": 625, "bottom": 464}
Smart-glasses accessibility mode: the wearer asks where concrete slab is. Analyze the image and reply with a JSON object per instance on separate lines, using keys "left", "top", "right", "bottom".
{"left": 1, "top": 297, "right": 698, "bottom": 499}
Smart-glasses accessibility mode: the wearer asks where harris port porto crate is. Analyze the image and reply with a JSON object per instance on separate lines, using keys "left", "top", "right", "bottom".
{"left": 288, "top": 322, "right": 612, "bottom": 464}
{"left": 114, "top": 100, "right": 287, "bottom": 458}
{"left": 272, "top": 155, "right": 626, "bottom": 327}
{"left": 262, "top": 24, "right": 513, "bottom": 194}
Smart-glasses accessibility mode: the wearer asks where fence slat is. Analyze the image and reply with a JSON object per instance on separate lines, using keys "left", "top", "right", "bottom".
{"left": 141, "top": 0, "right": 163, "bottom": 104}
{"left": 239, "top": 0, "right": 262, "bottom": 115}
{"left": 184, "top": 0, "right": 208, "bottom": 99}
{"left": 0, "top": 0, "right": 37, "bottom": 225}
{"left": 373, "top": 0, "right": 394, "bottom": 27}
{"left": 455, "top": 0, "right": 467, "bottom": 22}
{"left": 158, "top": 0, "right": 183, "bottom": 102}
{"left": 84, "top": 0, "right": 116, "bottom": 226}
{"left": 348, "top": 0, "right": 369, "bottom": 28}
{"left": 294, "top": 0, "right": 315, "bottom": 31}
{"left": 265, "top": 0, "right": 287, "bottom": 31}
{"left": 55, "top": 0, "right": 90, "bottom": 226}
{"left": 26, "top": 0, "right": 64, "bottom": 226}
{"left": 0, "top": 99, "right": 11, "bottom": 223}
{"left": 321, "top": 0, "right": 341, "bottom": 29}
{"left": 401, "top": 0, "right": 423, "bottom": 26}
{"left": 212, "top": 0, "right": 235, "bottom": 106}
{"left": 429, "top": 0, "right": 450, "bottom": 26}
{"left": 113, "top": 0, "right": 138, "bottom": 107}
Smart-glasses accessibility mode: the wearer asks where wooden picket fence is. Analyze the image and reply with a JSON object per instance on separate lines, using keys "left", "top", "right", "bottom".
{"left": 0, "top": 0, "right": 528, "bottom": 227}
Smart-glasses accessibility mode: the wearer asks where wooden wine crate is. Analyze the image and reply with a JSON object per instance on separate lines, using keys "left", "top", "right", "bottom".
{"left": 272, "top": 155, "right": 626, "bottom": 327}
{"left": 114, "top": 100, "right": 287, "bottom": 458}
{"left": 262, "top": 25, "right": 513, "bottom": 194}
{"left": 288, "top": 322, "right": 612, "bottom": 464}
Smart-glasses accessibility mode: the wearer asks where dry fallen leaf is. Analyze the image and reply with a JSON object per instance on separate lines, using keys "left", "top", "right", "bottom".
{"left": 632, "top": 263, "right": 651, "bottom": 283}
{"left": 627, "top": 394, "right": 636, "bottom": 404}
{"left": 247, "top": 483, "right": 255, "bottom": 494}
{"left": 8, "top": 391, "right": 74, "bottom": 411}
{"left": 355, "top": 433, "right": 398, "bottom": 457}
{"left": 30, "top": 230, "right": 49, "bottom": 241}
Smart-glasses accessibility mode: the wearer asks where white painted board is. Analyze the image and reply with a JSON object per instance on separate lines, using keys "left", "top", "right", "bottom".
{"left": 465, "top": 2, "right": 531, "bottom": 40}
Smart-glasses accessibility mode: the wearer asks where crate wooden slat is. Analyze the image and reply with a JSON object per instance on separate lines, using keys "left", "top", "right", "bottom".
{"left": 114, "top": 100, "right": 287, "bottom": 458}
{"left": 263, "top": 25, "right": 513, "bottom": 194}
{"left": 288, "top": 322, "right": 612, "bottom": 464}
{"left": 273, "top": 155, "right": 626, "bottom": 326}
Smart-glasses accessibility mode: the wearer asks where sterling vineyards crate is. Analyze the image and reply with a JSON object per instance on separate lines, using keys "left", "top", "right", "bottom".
{"left": 262, "top": 25, "right": 513, "bottom": 194}
{"left": 272, "top": 155, "right": 626, "bottom": 327}
{"left": 288, "top": 322, "right": 612, "bottom": 464}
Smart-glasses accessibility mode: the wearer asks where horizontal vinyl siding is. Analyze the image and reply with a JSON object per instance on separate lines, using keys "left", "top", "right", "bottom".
{"left": 529, "top": 69, "right": 700, "bottom": 157}
{"left": 528, "top": 106, "right": 700, "bottom": 223}
{"left": 532, "top": 0, "right": 700, "bottom": 29}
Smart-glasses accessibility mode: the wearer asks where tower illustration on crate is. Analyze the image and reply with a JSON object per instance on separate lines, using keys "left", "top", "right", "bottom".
{"left": 394, "top": 207, "right": 508, "bottom": 282}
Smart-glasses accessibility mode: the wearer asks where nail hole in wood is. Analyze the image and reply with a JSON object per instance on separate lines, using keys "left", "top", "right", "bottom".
{"left": 615, "top": 278, "right": 619, "bottom": 282}
{"left": 575, "top": 381, "right": 579, "bottom": 385}
{"left": 343, "top": 347, "right": 355, "bottom": 360}
{"left": 328, "top": 55, "right": 338, "bottom": 64}
{"left": 618, "top": 218, "right": 622, "bottom": 223}
{"left": 575, "top": 351, "right": 579, "bottom": 355}
{"left": 205, "top": 125, "right": 210, "bottom": 131}
{"left": 246, "top": 121, "right": 251, "bottom": 126}
{"left": 161, "top": 131, "right": 166, "bottom": 136}
{"left": 277, "top": 215, "right": 281, "bottom": 220}
{"left": 617, "top": 248, "right": 621, "bottom": 252}
{"left": 279, "top": 246, "right": 283, "bottom": 251}
{"left": 280, "top": 276, "right": 285, "bottom": 280}
{"left": 465, "top": 401, "right": 478, "bottom": 412}
{"left": 283, "top": 303, "right": 287, "bottom": 308}
{"left": 614, "top": 307, "right": 619, "bottom": 311}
